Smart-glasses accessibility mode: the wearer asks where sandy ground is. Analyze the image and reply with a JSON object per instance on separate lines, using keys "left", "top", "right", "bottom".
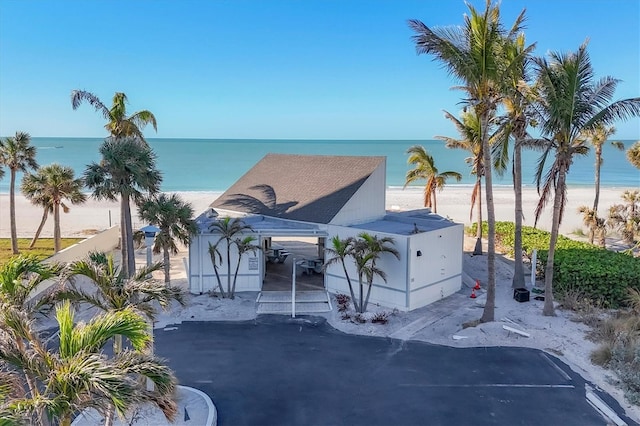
{"left": 0, "top": 186, "right": 636, "bottom": 238}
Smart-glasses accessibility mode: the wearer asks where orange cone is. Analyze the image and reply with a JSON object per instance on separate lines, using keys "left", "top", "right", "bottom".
{"left": 470, "top": 289, "right": 477, "bottom": 299}
{"left": 474, "top": 280, "right": 481, "bottom": 290}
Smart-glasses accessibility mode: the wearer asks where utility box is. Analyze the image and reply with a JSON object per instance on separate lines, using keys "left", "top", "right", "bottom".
{"left": 513, "top": 288, "right": 530, "bottom": 303}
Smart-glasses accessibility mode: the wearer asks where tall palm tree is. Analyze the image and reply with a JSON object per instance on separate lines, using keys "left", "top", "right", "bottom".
{"left": 0, "top": 301, "right": 177, "bottom": 426}
{"left": 436, "top": 110, "right": 485, "bottom": 254}
{"left": 21, "top": 164, "right": 87, "bottom": 252}
{"left": 627, "top": 141, "right": 640, "bottom": 169}
{"left": 585, "top": 124, "right": 624, "bottom": 212}
{"left": 404, "top": 145, "right": 462, "bottom": 214}
{"left": 71, "top": 90, "right": 157, "bottom": 142}
{"left": 84, "top": 137, "right": 162, "bottom": 277}
{"left": 498, "top": 33, "right": 536, "bottom": 289}
{"left": 58, "top": 252, "right": 184, "bottom": 353}
{"left": 138, "top": 193, "right": 198, "bottom": 283}
{"left": 533, "top": 42, "right": 640, "bottom": 316}
{"left": 351, "top": 233, "right": 400, "bottom": 314}
{"left": 409, "top": 0, "right": 528, "bottom": 322}
{"left": 323, "top": 236, "right": 357, "bottom": 311}
{"left": 0, "top": 132, "right": 38, "bottom": 254}
{"left": 208, "top": 217, "right": 253, "bottom": 298}
{"left": 231, "top": 236, "right": 261, "bottom": 296}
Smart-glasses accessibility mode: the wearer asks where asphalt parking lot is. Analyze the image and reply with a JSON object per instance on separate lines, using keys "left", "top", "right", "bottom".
{"left": 155, "top": 315, "right": 636, "bottom": 426}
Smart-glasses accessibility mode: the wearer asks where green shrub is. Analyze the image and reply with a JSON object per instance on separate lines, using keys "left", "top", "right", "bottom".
{"left": 469, "top": 221, "right": 640, "bottom": 307}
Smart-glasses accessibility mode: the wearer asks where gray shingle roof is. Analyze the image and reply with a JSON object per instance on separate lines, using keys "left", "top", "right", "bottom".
{"left": 211, "top": 154, "right": 385, "bottom": 224}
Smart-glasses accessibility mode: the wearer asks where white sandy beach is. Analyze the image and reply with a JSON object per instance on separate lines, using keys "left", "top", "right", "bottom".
{"left": 0, "top": 186, "right": 636, "bottom": 239}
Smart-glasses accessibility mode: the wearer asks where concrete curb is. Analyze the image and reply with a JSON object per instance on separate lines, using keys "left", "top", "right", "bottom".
{"left": 180, "top": 385, "right": 217, "bottom": 426}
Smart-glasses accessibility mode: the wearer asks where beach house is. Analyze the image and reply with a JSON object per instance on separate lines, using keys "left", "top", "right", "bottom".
{"left": 188, "top": 153, "right": 463, "bottom": 312}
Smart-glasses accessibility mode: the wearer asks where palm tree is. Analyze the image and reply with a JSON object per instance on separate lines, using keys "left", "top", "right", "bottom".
{"left": 0, "top": 301, "right": 177, "bottom": 426}
{"left": 578, "top": 205, "right": 607, "bottom": 246}
{"left": 533, "top": 43, "right": 640, "bottom": 316}
{"left": 0, "top": 255, "right": 62, "bottom": 421}
{"left": 585, "top": 124, "right": 624, "bottom": 212}
{"left": 351, "top": 233, "right": 400, "bottom": 313}
{"left": 207, "top": 243, "right": 226, "bottom": 298}
{"left": 608, "top": 190, "right": 640, "bottom": 245}
{"left": 138, "top": 193, "right": 198, "bottom": 283}
{"left": 58, "top": 252, "right": 184, "bottom": 353}
{"left": 0, "top": 254, "right": 62, "bottom": 313}
{"left": 84, "top": 137, "right": 162, "bottom": 277}
{"left": 71, "top": 90, "right": 157, "bottom": 142}
{"left": 404, "top": 145, "right": 462, "bottom": 213}
{"left": 0, "top": 132, "right": 38, "bottom": 254}
{"left": 409, "top": 0, "right": 528, "bottom": 322}
{"left": 231, "top": 236, "right": 261, "bottom": 296}
{"left": 21, "top": 164, "right": 87, "bottom": 252}
{"left": 208, "top": 217, "right": 253, "bottom": 298}
{"left": 627, "top": 141, "right": 640, "bottom": 169}
{"left": 436, "top": 110, "right": 485, "bottom": 255}
{"left": 498, "top": 33, "right": 536, "bottom": 289}
{"left": 324, "top": 236, "right": 357, "bottom": 311}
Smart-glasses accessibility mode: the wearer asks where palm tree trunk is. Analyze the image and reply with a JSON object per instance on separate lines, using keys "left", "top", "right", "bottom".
{"left": 10, "top": 169, "right": 19, "bottom": 254}
{"left": 121, "top": 194, "right": 136, "bottom": 277}
{"left": 226, "top": 239, "right": 232, "bottom": 298}
{"left": 474, "top": 178, "right": 483, "bottom": 255}
{"left": 29, "top": 208, "right": 49, "bottom": 248}
{"left": 358, "top": 274, "right": 364, "bottom": 313}
{"left": 231, "top": 254, "right": 242, "bottom": 297}
{"left": 432, "top": 188, "right": 438, "bottom": 213}
{"left": 512, "top": 140, "right": 525, "bottom": 288}
{"left": 341, "top": 261, "right": 357, "bottom": 312}
{"left": 212, "top": 264, "right": 226, "bottom": 298}
{"left": 163, "top": 247, "right": 171, "bottom": 284}
{"left": 543, "top": 168, "right": 566, "bottom": 316}
{"left": 593, "top": 145, "right": 602, "bottom": 211}
{"left": 480, "top": 111, "right": 496, "bottom": 323}
{"left": 363, "top": 278, "right": 374, "bottom": 313}
{"left": 53, "top": 200, "right": 61, "bottom": 253}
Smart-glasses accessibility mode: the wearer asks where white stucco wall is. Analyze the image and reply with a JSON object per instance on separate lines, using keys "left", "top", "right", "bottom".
{"left": 324, "top": 225, "right": 410, "bottom": 311}
{"left": 330, "top": 161, "right": 386, "bottom": 226}
{"left": 407, "top": 223, "right": 463, "bottom": 310}
{"left": 189, "top": 234, "right": 263, "bottom": 294}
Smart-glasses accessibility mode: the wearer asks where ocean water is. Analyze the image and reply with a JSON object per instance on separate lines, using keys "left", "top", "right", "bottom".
{"left": 1, "top": 137, "right": 638, "bottom": 193}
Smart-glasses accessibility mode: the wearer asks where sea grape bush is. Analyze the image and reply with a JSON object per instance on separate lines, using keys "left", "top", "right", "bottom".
{"left": 469, "top": 221, "right": 640, "bottom": 307}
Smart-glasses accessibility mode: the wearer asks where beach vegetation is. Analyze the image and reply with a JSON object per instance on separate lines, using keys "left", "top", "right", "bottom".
{"left": 71, "top": 90, "right": 157, "bottom": 143}
{"left": 436, "top": 110, "right": 487, "bottom": 255}
{"left": 21, "top": 164, "right": 87, "bottom": 252}
{"left": 409, "top": 0, "right": 530, "bottom": 323}
{"left": 0, "top": 131, "right": 38, "bottom": 255}
{"left": 55, "top": 251, "right": 184, "bottom": 354}
{"left": 208, "top": 216, "right": 253, "bottom": 299}
{"left": 84, "top": 137, "right": 162, "bottom": 277}
{"left": 532, "top": 42, "right": 640, "bottom": 316}
{"left": 403, "top": 145, "right": 462, "bottom": 214}
{"left": 0, "top": 300, "right": 177, "bottom": 426}
{"left": 137, "top": 193, "right": 198, "bottom": 283}
{"left": 585, "top": 124, "right": 624, "bottom": 213}
{"left": 608, "top": 190, "right": 640, "bottom": 245}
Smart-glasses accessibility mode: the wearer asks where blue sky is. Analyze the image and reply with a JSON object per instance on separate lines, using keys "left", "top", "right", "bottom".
{"left": 0, "top": 0, "right": 638, "bottom": 140}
